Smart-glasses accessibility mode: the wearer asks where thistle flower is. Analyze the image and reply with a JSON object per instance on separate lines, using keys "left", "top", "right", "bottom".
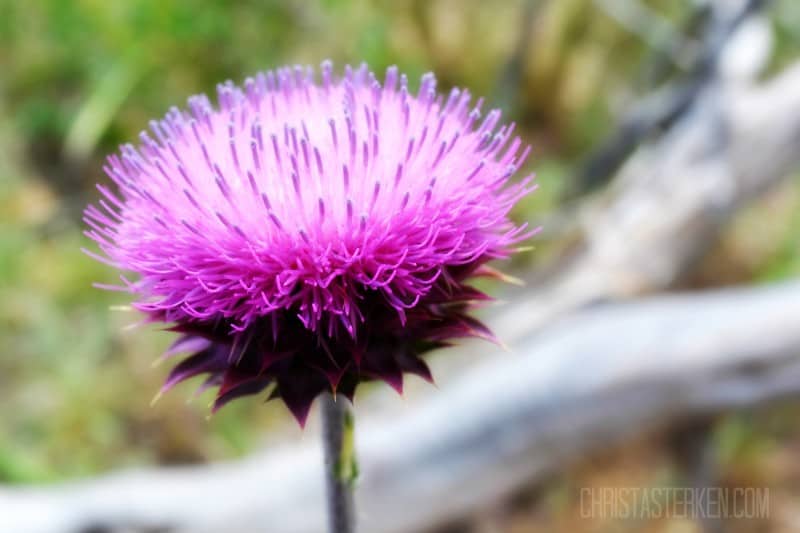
{"left": 84, "top": 62, "right": 536, "bottom": 425}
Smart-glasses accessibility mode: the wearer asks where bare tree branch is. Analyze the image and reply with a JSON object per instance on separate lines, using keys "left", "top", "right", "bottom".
{"left": 569, "top": 0, "right": 770, "bottom": 197}
{"left": 499, "top": 56, "right": 800, "bottom": 347}
{"left": 2, "top": 281, "right": 799, "bottom": 533}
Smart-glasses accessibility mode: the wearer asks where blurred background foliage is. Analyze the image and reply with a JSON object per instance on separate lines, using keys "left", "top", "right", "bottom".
{"left": 1, "top": 0, "right": 800, "bottom": 530}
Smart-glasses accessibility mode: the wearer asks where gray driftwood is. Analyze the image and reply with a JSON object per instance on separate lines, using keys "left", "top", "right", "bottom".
{"left": 494, "top": 53, "right": 800, "bottom": 347}
{"left": 2, "top": 282, "right": 800, "bottom": 533}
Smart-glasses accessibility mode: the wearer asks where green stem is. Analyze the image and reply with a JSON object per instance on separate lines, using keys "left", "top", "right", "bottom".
{"left": 321, "top": 392, "right": 357, "bottom": 533}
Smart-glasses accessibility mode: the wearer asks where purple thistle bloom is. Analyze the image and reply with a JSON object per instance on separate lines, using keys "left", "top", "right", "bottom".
{"left": 84, "top": 62, "right": 536, "bottom": 426}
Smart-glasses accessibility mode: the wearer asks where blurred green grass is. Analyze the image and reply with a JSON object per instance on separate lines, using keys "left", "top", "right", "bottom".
{"left": 0, "top": 0, "right": 799, "bottom": 489}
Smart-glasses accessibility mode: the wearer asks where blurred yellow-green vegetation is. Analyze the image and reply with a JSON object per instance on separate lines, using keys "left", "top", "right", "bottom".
{"left": 2, "top": 1, "right": 800, "bottom": 529}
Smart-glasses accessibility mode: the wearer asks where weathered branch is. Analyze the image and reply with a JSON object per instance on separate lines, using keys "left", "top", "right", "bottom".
{"left": 497, "top": 57, "right": 800, "bottom": 346}
{"left": 570, "top": 0, "right": 770, "bottom": 196}
{"left": 2, "top": 281, "right": 800, "bottom": 533}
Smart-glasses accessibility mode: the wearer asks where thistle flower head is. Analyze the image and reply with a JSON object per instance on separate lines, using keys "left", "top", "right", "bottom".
{"left": 84, "top": 62, "right": 536, "bottom": 425}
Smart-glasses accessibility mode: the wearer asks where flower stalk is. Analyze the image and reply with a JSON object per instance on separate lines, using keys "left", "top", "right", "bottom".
{"left": 321, "top": 392, "right": 357, "bottom": 533}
